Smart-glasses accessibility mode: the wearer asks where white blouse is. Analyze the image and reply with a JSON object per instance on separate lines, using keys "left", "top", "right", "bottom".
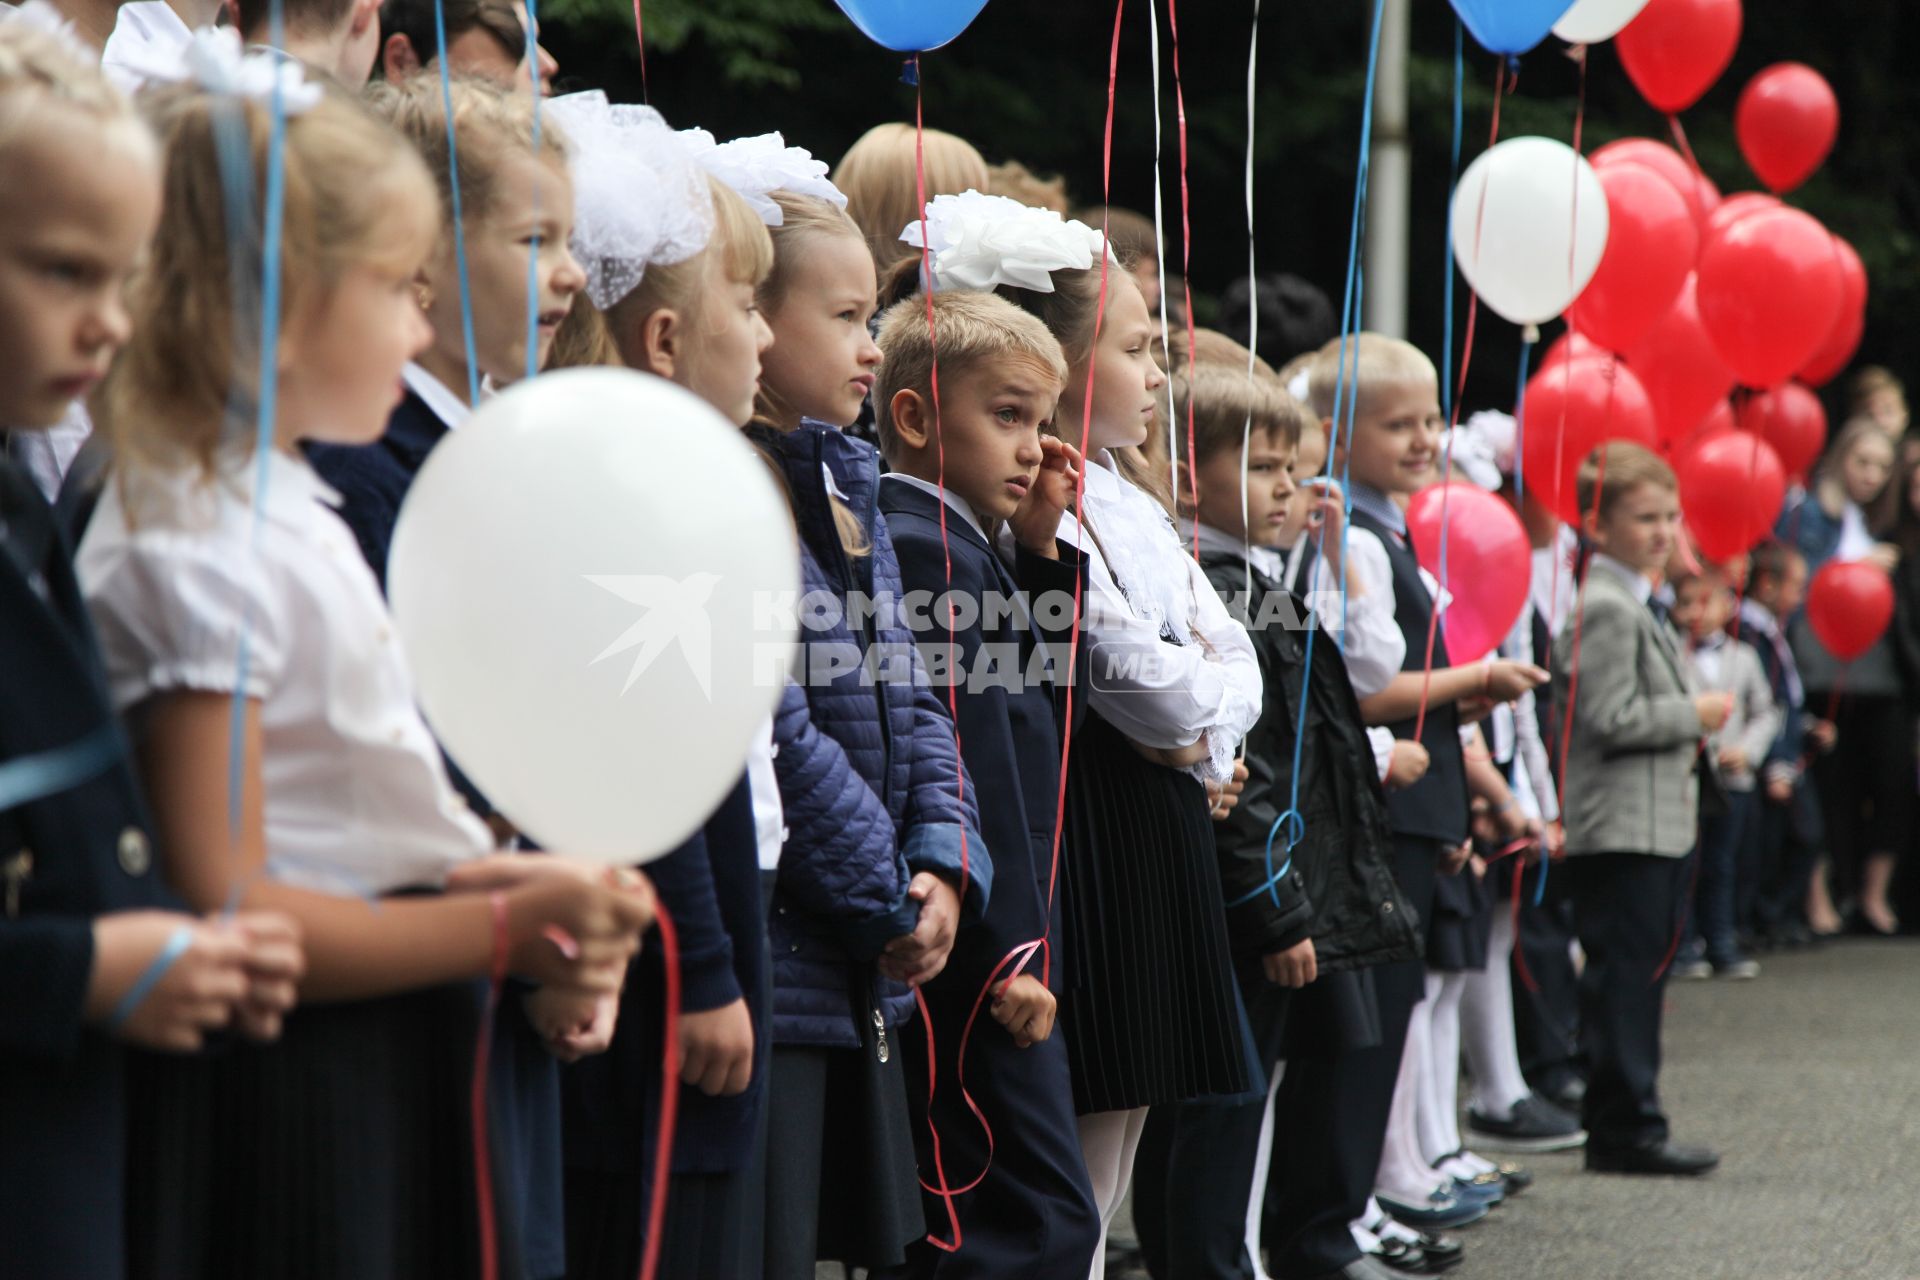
{"left": 1029, "top": 452, "right": 1261, "bottom": 784}
{"left": 78, "top": 449, "right": 492, "bottom": 897}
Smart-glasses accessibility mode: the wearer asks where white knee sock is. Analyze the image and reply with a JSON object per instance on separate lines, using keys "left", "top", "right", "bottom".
{"left": 1374, "top": 1000, "right": 1444, "bottom": 1204}
{"left": 1077, "top": 1106, "right": 1150, "bottom": 1280}
{"left": 1417, "top": 972, "right": 1468, "bottom": 1166}
{"left": 1461, "top": 906, "right": 1533, "bottom": 1120}
{"left": 1243, "top": 1062, "right": 1284, "bottom": 1280}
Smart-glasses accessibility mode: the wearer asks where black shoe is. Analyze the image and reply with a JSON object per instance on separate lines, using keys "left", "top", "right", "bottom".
{"left": 1489, "top": 1160, "right": 1533, "bottom": 1193}
{"left": 1585, "top": 1141, "right": 1720, "bottom": 1175}
{"left": 1365, "top": 1234, "right": 1432, "bottom": 1274}
{"left": 1533, "top": 1073, "right": 1586, "bottom": 1112}
{"left": 1416, "top": 1231, "right": 1465, "bottom": 1272}
{"left": 1465, "top": 1094, "right": 1587, "bottom": 1152}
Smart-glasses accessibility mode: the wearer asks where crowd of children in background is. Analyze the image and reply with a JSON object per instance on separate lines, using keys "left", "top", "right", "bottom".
{"left": 3, "top": 2, "right": 1916, "bottom": 1278}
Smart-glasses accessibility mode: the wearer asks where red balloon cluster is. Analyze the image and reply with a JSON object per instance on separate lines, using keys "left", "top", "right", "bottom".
{"left": 1806, "top": 561, "right": 1894, "bottom": 662}
{"left": 1521, "top": 354, "right": 1658, "bottom": 524}
{"left": 1735, "top": 383, "right": 1827, "bottom": 478}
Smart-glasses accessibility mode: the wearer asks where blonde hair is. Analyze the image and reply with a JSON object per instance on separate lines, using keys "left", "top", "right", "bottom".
{"left": 363, "top": 73, "right": 568, "bottom": 233}
{"left": 872, "top": 289, "right": 1067, "bottom": 461}
{"left": 753, "top": 191, "right": 871, "bottom": 430}
{"left": 987, "top": 159, "right": 1069, "bottom": 215}
{"left": 0, "top": 16, "right": 149, "bottom": 156}
{"left": 102, "top": 85, "right": 437, "bottom": 479}
{"left": 1303, "top": 332, "right": 1438, "bottom": 422}
{"left": 1167, "top": 326, "right": 1277, "bottom": 379}
{"left": 1172, "top": 364, "right": 1307, "bottom": 469}
{"left": 1075, "top": 205, "right": 1157, "bottom": 269}
{"left": 606, "top": 174, "right": 772, "bottom": 366}
{"left": 834, "top": 122, "right": 988, "bottom": 276}
{"left": 1576, "top": 440, "right": 1675, "bottom": 522}
{"left": 545, "top": 295, "right": 620, "bottom": 370}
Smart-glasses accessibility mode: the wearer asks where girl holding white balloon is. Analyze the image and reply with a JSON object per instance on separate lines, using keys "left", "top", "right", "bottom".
{"left": 75, "top": 61, "right": 652, "bottom": 1279}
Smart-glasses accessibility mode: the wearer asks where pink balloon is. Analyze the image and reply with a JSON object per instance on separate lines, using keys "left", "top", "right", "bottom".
{"left": 1406, "top": 483, "right": 1532, "bottom": 662}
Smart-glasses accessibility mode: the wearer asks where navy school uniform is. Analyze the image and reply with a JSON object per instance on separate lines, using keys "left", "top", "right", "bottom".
{"left": 562, "top": 774, "right": 771, "bottom": 1279}
{"left": 302, "top": 389, "right": 566, "bottom": 1276}
{"left": 877, "top": 476, "right": 1102, "bottom": 1280}
{"left": 1137, "top": 539, "right": 1421, "bottom": 1280}
{"left": 0, "top": 455, "right": 170, "bottom": 1280}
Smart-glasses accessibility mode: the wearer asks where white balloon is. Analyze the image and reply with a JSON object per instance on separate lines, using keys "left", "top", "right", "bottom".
{"left": 1552, "top": 0, "right": 1651, "bottom": 44}
{"left": 1451, "top": 136, "right": 1610, "bottom": 328}
{"left": 388, "top": 368, "right": 800, "bottom": 865}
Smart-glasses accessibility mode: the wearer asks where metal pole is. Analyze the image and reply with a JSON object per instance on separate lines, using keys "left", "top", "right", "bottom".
{"left": 1364, "top": 0, "right": 1411, "bottom": 338}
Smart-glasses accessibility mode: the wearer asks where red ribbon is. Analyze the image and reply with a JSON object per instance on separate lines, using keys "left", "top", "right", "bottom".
{"left": 638, "top": 904, "right": 681, "bottom": 1280}
{"left": 631, "top": 0, "right": 649, "bottom": 103}
{"left": 472, "top": 891, "right": 510, "bottom": 1280}
{"left": 1165, "top": 0, "right": 1202, "bottom": 561}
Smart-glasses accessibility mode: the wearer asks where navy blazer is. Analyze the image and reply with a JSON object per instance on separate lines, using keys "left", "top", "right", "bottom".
{"left": 0, "top": 458, "right": 170, "bottom": 1279}
{"left": 305, "top": 389, "right": 447, "bottom": 591}
{"left": 878, "top": 479, "right": 1087, "bottom": 995}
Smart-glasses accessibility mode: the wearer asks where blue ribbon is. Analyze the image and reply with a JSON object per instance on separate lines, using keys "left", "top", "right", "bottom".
{"left": 434, "top": 0, "right": 482, "bottom": 404}
{"left": 107, "top": 924, "right": 195, "bottom": 1030}
{"left": 0, "top": 725, "right": 122, "bottom": 813}
{"left": 524, "top": 0, "right": 544, "bottom": 381}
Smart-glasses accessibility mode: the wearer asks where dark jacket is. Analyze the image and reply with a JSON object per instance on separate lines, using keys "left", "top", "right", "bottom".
{"left": 1348, "top": 506, "right": 1470, "bottom": 845}
{"left": 879, "top": 478, "right": 1087, "bottom": 995}
{"left": 0, "top": 457, "right": 170, "bottom": 1279}
{"left": 305, "top": 389, "right": 446, "bottom": 592}
{"left": 1198, "top": 547, "right": 1420, "bottom": 973}
{"left": 756, "top": 422, "right": 991, "bottom": 1046}
{"left": 563, "top": 775, "right": 769, "bottom": 1178}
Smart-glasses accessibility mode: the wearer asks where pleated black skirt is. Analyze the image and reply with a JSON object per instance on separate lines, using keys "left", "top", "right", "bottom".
{"left": 126, "top": 979, "right": 553, "bottom": 1280}
{"left": 1057, "top": 711, "right": 1255, "bottom": 1115}
{"left": 1427, "top": 866, "right": 1493, "bottom": 972}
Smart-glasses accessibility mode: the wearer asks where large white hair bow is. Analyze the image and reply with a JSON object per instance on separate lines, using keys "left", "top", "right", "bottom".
{"left": 1441, "top": 409, "right": 1517, "bottom": 492}
{"left": 900, "top": 190, "right": 1116, "bottom": 294}
{"left": 108, "top": 25, "right": 322, "bottom": 115}
{"left": 678, "top": 128, "right": 845, "bottom": 228}
{"left": 546, "top": 91, "right": 716, "bottom": 310}
{"left": 1, "top": 1, "right": 95, "bottom": 64}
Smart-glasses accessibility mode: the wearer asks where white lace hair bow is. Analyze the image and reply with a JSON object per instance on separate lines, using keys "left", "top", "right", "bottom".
{"left": 547, "top": 90, "right": 716, "bottom": 311}
{"left": 108, "top": 25, "right": 322, "bottom": 115}
{"left": 900, "top": 190, "right": 1117, "bottom": 294}
{"left": 99, "top": 1, "right": 192, "bottom": 95}
{"left": 1441, "top": 409, "right": 1517, "bottom": 492}
{"left": 1, "top": 1, "right": 95, "bottom": 64}
{"left": 678, "top": 128, "right": 845, "bottom": 228}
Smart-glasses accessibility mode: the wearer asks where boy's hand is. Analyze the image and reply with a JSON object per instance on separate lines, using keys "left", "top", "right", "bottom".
{"left": 1386, "top": 740, "right": 1430, "bottom": 789}
{"left": 678, "top": 997, "right": 755, "bottom": 1095}
{"left": 1209, "top": 760, "right": 1250, "bottom": 821}
{"left": 1806, "top": 718, "right": 1837, "bottom": 752}
{"left": 1544, "top": 820, "right": 1566, "bottom": 861}
{"left": 1261, "top": 938, "right": 1317, "bottom": 988}
{"left": 1695, "top": 693, "right": 1733, "bottom": 733}
{"left": 1485, "top": 660, "right": 1550, "bottom": 703}
{"left": 1439, "top": 841, "right": 1473, "bottom": 875}
{"left": 880, "top": 873, "right": 961, "bottom": 987}
{"left": 1764, "top": 774, "right": 1794, "bottom": 805}
{"left": 1007, "top": 438, "right": 1083, "bottom": 559}
{"left": 1717, "top": 745, "right": 1750, "bottom": 774}
{"left": 990, "top": 974, "right": 1056, "bottom": 1048}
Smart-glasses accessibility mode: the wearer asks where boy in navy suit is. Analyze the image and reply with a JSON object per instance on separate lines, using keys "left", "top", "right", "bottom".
{"left": 874, "top": 289, "right": 1101, "bottom": 1277}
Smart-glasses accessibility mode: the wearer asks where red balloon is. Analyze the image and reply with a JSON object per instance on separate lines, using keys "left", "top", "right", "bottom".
{"left": 1569, "top": 164, "right": 1698, "bottom": 352}
{"left": 1669, "top": 398, "right": 1736, "bottom": 455}
{"left": 1735, "top": 382, "right": 1827, "bottom": 477}
{"left": 1616, "top": 0, "right": 1743, "bottom": 115}
{"left": 1623, "top": 276, "right": 1737, "bottom": 446}
{"left": 1806, "top": 560, "right": 1894, "bottom": 661}
{"left": 1590, "top": 139, "right": 1721, "bottom": 231}
{"left": 1736, "top": 63, "right": 1839, "bottom": 194}
{"left": 1676, "top": 431, "right": 1786, "bottom": 560}
{"left": 1539, "top": 329, "right": 1613, "bottom": 373}
{"left": 1406, "top": 484, "right": 1532, "bottom": 663}
{"left": 1696, "top": 207, "right": 1844, "bottom": 388}
{"left": 1705, "top": 191, "right": 1780, "bottom": 237}
{"left": 1799, "top": 236, "right": 1868, "bottom": 387}
{"left": 1521, "top": 354, "right": 1660, "bottom": 524}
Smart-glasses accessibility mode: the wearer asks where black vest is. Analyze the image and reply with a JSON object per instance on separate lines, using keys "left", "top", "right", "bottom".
{"left": 1349, "top": 507, "right": 1470, "bottom": 844}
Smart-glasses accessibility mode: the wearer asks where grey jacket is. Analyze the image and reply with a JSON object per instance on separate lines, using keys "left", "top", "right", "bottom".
{"left": 1683, "top": 636, "right": 1782, "bottom": 794}
{"left": 1552, "top": 563, "right": 1702, "bottom": 858}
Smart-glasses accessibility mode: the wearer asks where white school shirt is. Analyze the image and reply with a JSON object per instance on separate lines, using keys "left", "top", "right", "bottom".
{"left": 403, "top": 360, "right": 473, "bottom": 430}
{"left": 78, "top": 449, "right": 493, "bottom": 896}
{"left": 1023, "top": 452, "right": 1261, "bottom": 784}
{"left": 745, "top": 715, "right": 786, "bottom": 871}
{"left": 1301, "top": 489, "right": 1434, "bottom": 700}
{"left": 5, "top": 402, "right": 91, "bottom": 502}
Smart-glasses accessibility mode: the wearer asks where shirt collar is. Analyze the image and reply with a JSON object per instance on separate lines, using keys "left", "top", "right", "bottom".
{"left": 403, "top": 362, "right": 472, "bottom": 430}
{"left": 882, "top": 472, "right": 988, "bottom": 544}
{"left": 1348, "top": 482, "right": 1405, "bottom": 536}
{"left": 1180, "top": 518, "right": 1285, "bottom": 581}
{"left": 1590, "top": 553, "right": 1654, "bottom": 605}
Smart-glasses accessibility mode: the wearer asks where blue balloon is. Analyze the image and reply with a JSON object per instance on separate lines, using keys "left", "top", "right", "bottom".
{"left": 1448, "top": 0, "right": 1578, "bottom": 55}
{"left": 831, "top": 0, "right": 989, "bottom": 53}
